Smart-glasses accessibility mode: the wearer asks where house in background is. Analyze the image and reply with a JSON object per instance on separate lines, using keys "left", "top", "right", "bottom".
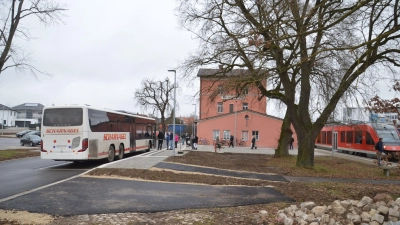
{"left": 343, "top": 107, "right": 399, "bottom": 125}
{"left": 12, "top": 103, "right": 45, "bottom": 127}
{"left": 196, "top": 68, "right": 297, "bottom": 148}
{"left": 0, "top": 104, "right": 18, "bottom": 127}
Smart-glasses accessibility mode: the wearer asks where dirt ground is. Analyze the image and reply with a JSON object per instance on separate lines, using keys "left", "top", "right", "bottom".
{"left": 1, "top": 151, "right": 400, "bottom": 225}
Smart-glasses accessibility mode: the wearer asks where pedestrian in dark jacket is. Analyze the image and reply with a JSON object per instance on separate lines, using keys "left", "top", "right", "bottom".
{"left": 181, "top": 133, "right": 186, "bottom": 145}
{"left": 165, "top": 132, "right": 170, "bottom": 150}
{"left": 157, "top": 131, "right": 164, "bottom": 150}
{"left": 193, "top": 135, "right": 198, "bottom": 150}
{"left": 289, "top": 136, "right": 294, "bottom": 150}
{"left": 251, "top": 136, "right": 256, "bottom": 149}
{"left": 376, "top": 138, "right": 384, "bottom": 166}
{"left": 169, "top": 132, "right": 174, "bottom": 149}
{"left": 228, "top": 135, "right": 234, "bottom": 148}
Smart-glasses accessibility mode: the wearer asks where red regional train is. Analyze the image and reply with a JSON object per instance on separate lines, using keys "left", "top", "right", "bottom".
{"left": 315, "top": 122, "right": 400, "bottom": 158}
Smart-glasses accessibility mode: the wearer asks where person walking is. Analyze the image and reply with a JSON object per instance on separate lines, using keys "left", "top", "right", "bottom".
{"left": 228, "top": 135, "right": 234, "bottom": 148}
{"left": 181, "top": 133, "right": 186, "bottom": 145}
{"left": 169, "top": 132, "right": 174, "bottom": 150}
{"left": 193, "top": 135, "right": 198, "bottom": 150}
{"left": 376, "top": 138, "right": 384, "bottom": 166}
{"left": 165, "top": 132, "right": 170, "bottom": 150}
{"left": 186, "top": 133, "right": 190, "bottom": 146}
{"left": 251, "top": 135, "right": 256, "bottom": 149}
{"left": 190, "top": 134, "right": 194, "bottom": 149}
{"left": 289, "top": 136, "right": 294, "bottom": 150}
{"left": 214, "top": 136, "right": 220, "bottom": 152}
{"left": 174, "top": 133, "right": 179, "bottom": 149}
{"left": 157, "top": 131, "right": 164, "bottom": 150}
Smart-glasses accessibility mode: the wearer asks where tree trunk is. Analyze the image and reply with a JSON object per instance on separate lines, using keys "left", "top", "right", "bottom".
{"left": 274, "top": 111, "right": 292, "bottom": 157}
{"left": 295, "top": 131, "right": 316, "bottom": 167}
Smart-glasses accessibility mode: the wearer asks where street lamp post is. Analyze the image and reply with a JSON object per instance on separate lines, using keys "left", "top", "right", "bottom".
{"left": 192, "top": 104, "right": 196, "bottom": 136}
{"left": 168, "top": 69, "right": 176, "bottom": 156}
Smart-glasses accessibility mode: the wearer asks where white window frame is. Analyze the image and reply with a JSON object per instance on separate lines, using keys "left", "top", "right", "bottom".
{"left": 213, "top": 130, "right": 220, "bottom": 140}
{"left": 217, "top": 102, "right": 223, "bottom": 113}
{"left": 242, "top": 130, "right": 248, "bottom": 140}
{"left": 252, "top": 131, "right": 259, "bottom": 141}
{"left": 223, "top": 130, "right": 230, "bottom": 140}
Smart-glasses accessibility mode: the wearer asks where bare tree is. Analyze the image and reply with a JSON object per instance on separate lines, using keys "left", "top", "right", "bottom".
{"left": 134, "top": 77, "right": 178, "bottom": 134}
{"left": 0, "top": 0, "right": 66, "bottom": 75}
{"left": 177, "top": 0, "right": 400, "bottom": 167}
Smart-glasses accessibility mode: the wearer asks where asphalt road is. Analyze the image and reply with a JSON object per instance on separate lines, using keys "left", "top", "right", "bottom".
{"left": 0, "top": 137, "right": 24, "bottom": 149}
{"left": 0, "top": 176, "right": 293, "bottom": 216}
{"left": 0, "top": 157, "right": 103, "bottom": 201}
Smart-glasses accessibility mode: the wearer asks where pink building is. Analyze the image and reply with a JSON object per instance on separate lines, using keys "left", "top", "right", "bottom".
{"left": 196, "top": 68, "right": 297, "bottom": 148}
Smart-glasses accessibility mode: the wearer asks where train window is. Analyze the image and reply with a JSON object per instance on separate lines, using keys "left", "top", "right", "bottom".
{"left": 346, "top": 131, "right": 353, "bottom": 143}
{"left": 366, "top": 132, "right": 374, "bottom": 145}
{"left": 321, "top": 131, "right": 326, "bottom": 144}
{"left": 355, "top": 131, "right": 362, "bottom": 144}
{"left": 327, "top": 131, "right": 332, "bottom": 144}
{"left": 340, "top": 131, "right": 345, "bottom": 143}
{"left": 316, "top": 133, "right": 321, "bottom": 143}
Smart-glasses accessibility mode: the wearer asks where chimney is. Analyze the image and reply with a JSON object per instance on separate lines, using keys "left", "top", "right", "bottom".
{"left": 218, "top": 65, "right": 223, "bottom": 70}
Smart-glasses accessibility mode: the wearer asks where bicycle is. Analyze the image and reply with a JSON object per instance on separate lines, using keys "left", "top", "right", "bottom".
{"left": 200, "top": 138, "right": 210, "bottom": 145}
{"left": 235, "top": 138, "right": 246, "bottom": 147}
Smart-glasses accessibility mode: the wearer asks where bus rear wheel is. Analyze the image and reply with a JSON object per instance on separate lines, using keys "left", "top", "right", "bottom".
{"left": 118, "top": 144, "right": 124, "bottom": 160}
{"left": 107, "top": 145, "right": 115, "bottom": 163}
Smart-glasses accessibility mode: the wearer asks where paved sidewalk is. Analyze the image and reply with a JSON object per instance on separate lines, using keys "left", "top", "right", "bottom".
{"left": 101, "top": 142, "right": 334, "bottom": 170}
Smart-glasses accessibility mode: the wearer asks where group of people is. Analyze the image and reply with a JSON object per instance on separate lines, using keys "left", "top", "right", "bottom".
{"left": 156, "top": 131, "right": 198, "bottom": 150}
{"left": 156, "top": 131, "right": 179, "bottom": 150}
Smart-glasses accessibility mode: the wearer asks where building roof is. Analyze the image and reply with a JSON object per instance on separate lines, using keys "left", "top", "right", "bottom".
{"left": 0, "top": 104, "right": 15, "bottom": 111}
{"left": 197, "top": 68, "right": 266, "bottom": 77}
{"left": 12, "top": 103, "right": 45, "bottom": 111}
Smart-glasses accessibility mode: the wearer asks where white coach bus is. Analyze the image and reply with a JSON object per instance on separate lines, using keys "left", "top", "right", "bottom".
{"left": 41, "top": 105, "right": 156, "bottom": 162}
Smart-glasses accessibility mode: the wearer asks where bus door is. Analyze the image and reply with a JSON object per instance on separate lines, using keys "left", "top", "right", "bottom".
{"left": 333, "top": 132, "right": 338, "bottom": 151}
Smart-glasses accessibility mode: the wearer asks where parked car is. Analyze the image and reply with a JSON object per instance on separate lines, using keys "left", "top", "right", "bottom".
{"left": 16, "top": 130, "right": 32, "bottom": 138}
{"left": 22, "top": 130, "right": 41, "bottom": 138}
{"left": 20, "top": 135, "right": 41, "bottom": 147}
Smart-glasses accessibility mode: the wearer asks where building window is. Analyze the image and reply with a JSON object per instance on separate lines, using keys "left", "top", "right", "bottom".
{"left": 243, "top": 88, "right": 248, "bottom": 95}
{"left": 252, "top": 131, "right": 259, "bottom": 140}
{"left": 213, "top": 130, "right": 220, "bottom": 140}
{"left": 218, "top": 86, "right": 223, "bottom": 95}
{"left": 242, "top": 130, "right": 248, "bottom": 140}
{"left": 217, "top": 102, "right": 223, "bottom": 113}
{"left": 223, "top": 130, "right": 230, "bottom": 140}
{"left": 229, "top": 104, "right": 234, "bottom": 113}
{"left": 242, "top": 103, "right": 248, "bottom": 110}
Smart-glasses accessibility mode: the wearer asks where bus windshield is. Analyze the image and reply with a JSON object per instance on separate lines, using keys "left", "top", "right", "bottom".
{"left": 43, "top": 108, "right": 83, "bottom": 127}
{"left": 376, "top": 129, "right": 400, "bottom": 142}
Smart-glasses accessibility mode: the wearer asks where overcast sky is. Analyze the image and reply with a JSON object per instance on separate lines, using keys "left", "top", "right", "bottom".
{"left": 1, "top": 0, "right": 399, "bottom": 120}
{"left": 0, "top": 0, "right": 200, "bottom": 117}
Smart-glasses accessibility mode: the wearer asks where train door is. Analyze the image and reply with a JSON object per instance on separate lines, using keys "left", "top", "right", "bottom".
{"left": 333, "top": 132, "right": 338, "bottom": 151}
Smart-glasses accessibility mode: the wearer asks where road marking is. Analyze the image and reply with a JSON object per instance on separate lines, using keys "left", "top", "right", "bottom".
{"left": 0, "top": 164, "right": 101, "bottom": 203}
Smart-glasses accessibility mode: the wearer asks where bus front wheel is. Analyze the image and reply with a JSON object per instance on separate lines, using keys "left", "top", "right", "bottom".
{"left": 107, "top": 145, "right": 115, "bottom": 163}
{"left": 118, "top": 144, "right": 124, "bottom": 160}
